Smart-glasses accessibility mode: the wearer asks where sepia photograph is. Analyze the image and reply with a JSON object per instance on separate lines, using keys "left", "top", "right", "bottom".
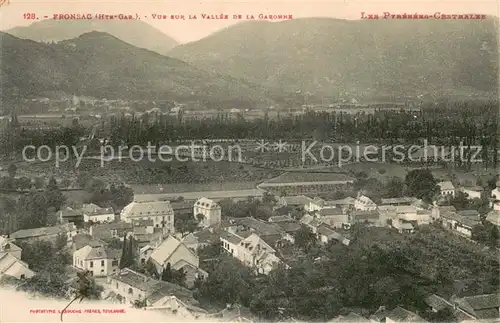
{"left": 0, "top": 0, "right": 499, "bottom": 322}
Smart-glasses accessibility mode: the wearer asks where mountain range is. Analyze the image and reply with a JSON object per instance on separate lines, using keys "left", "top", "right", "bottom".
{"left": 0, "top": 31, "right": 278, "bottom": 107}
{"left": 169, "top": 18, "right": 499, "bottom": 99}
{"left": 6, "top": 19, "right": 178, "bottom": 55}
{"left": 2, "top": 17, "right": 499, "bottom": 103}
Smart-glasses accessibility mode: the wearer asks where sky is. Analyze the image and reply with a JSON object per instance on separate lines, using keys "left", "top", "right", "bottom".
{"left": 0, "top": 0, "right": 499, "bottom": 43}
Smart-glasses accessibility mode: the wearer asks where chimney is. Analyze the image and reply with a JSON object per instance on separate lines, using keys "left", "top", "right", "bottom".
{"left": 226, "top": 303, "right": 232, "bottom": 309}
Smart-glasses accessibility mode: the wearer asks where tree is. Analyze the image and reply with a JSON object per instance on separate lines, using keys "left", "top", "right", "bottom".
{"left": 426, "top": 307, "right": 456, "bottom": 323}
{"left": 172, "top": 268, "right": 187, "bottom": 287}
{"left": 55, "top": 233, "right": 68, "bottom": 251}
{"left": 293, "top": 226, "right": 317, "bottom": 251}
{"left": 7, "top": 163, "right": 17, "bottom": 179}
{"left": 161, "top": 263, "right": 173, "bottom": 282}
{"left": 489, "top": 225, "right": 499, "bottom": 247}
{"left": 405, "top": 169, "right": 439, "bottom": 202}
{"left": 44, "top": 177, "right": 66, "bottom": 212}
{"left": 385, "top": 177, "right": 405, "bottom": 198}
{"left": 119, "top": 233, "right": 130, "bottom": 269}
{"left": 144, "top": 259, "right": 159, "bottom": 279}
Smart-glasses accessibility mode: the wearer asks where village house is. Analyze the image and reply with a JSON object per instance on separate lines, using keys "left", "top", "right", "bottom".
{"left": 274, "top": 221, "right": 301, "bottom": 244}
{"left": 350, "top": 210, "right": 381, "bottom": 226}
{"left": 392, "top": 220, "right": 415, "bottom": 234}
{"left": 276, "top": 195, "right": 313, "bottom": 210}
{"left": 485, "top": 201, "right": 500, "bottom": 228}
{"left": 300, "top": 214, "right": 322, "bottom": 234}
{"left": 73, "top": 244, "right": 121, "bottom": 277}
{"left": 89, "top": 222, "right": 133, "bottom": 242}
{"left": 379, "top": 197, "right": 418, "bottom": 207}
{"left": 457, "top": 210, "right": 480, "bottom": 220}
{"left": 206, "top": 304, "right": 255, "bottom": 323}
{"left": 106, "top": 268, "right": 206, "bottom": 318}
{"left": 384, "top": 306, "right": 426, "bottom": 323}
{"left": 460, "top": 186, "right": 483, "bottom": 200}
{"left": 490, "top": 180, "right": 500, "bottom": 207}
{"left": 431, "top": 205, "right": 457, "bottom": 222}
{"left": 0, "top": 236, "right": 22, "bottom": 259}
{"left": 0, "top": 253, "right": 35, "bottom": 280}
{"left": 316, "top": 224, "right": 350, "bottom": 246}
{"left": 58, "top": 207, "right": 84, "bottom": 224}
{"left": 330, "top": 312, "right": 370, "bottom": 322}
{"left": 82, "top": 203, "right": 115, "bottom": 223}
{"left": 227, "top": 217, "right": 285, "bottom": 248}
{"left": 323, "top": 197, "right": 356, "bottom": 213}
{"left": 149, "top": 235, "right": 207, "bottom": 288}
{"left": 193, "top": 197, "right": 222, "bottom": 228}
{"left": 219, "top": 231, "right": 283, "bottom": 275}
{"left": 10, "top": 223, "right": 78, "bottom": 244}
{"left": 440, "top": 211, "right": 480, "bottom": 238}
{"left": 438, "top": 181, "right": 455, "bottom": 198}
{"left": 354, "top": 194, "right": 377, "bottom": 211}
{"left": 268, "top": 215, "right": 294, "bottom": 223}
{"left": 315, "top": 208, "right": 349, "bottom": 229}
{"left": 424, "top": 294, "right": 476, "bottom": 321}
{"left": 450, "top": 293, "right": 500, "bottom": 320}
{"left": 71, "top": 234, "right": 108, "bottom": 253}
{"left": 180, "top": 228, "right": 221, "bottom": 253}
{"left": 121, "top": 200, "right": 175, "bottom": 234}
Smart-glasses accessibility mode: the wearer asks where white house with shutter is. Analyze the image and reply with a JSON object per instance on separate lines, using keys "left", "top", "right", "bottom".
{"left": 121, "top": 200, "right": 175, "bottom": 235}
{"left": 193, "top": 198, "right": 221, "bottom": 227}
{"left": 73, "top": 244, "right": 121, "bottom": 277}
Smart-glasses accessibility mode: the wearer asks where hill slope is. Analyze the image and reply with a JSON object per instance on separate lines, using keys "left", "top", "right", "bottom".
{"left": 0, "top": 31, "right": 277, "bottom": 106}
{"left": 169, "top": 18, "right": 499, "bottom": 99}
{"left": 6, "top": 19, "right": 178, "bottom": 55}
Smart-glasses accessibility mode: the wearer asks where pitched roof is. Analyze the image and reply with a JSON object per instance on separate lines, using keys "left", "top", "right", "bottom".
{"left": 59, "top": 207, "right": 83, "bottom": 217}
{"left": 0, "top": 253, "right": 32, "bottom": 275}
{"left": 386, "top": 306, "right": 424, "bottom": 322}
{"left": 219, "top": 230, "right": 243, "bottom": 245}
{"left": 238, "top": 233, "right": 275, "bottom": 255}
{"left": 380, "top": 197, "right": 418, "bottom": 205}
{"left": 121, "top": 200, "right": 173, "bottom": 218}
{"left": 268, "top": 215, "right": 293, "bottom": 223}
{"left": 194, "top": 197, "right": 220, "bottom": 210}
{"left": 193, "top": 229, "right": 220, "bottom": 244}
{"left": 318, "top": 208, "right": 344, "bottom": 216}
{"left": 281, "top": 195, "right": 312, "bottom": 206}
{"left": 457, "top": 210, "right": 480, "bottom": 218}
{"left": 150, "top": 235, "right": 197, "bottom": 267}
{"left": 351, "top": 210, "right": 380, "bottom": 222}
{"left": 262, "top": 172, "right": 355, "bottom": 185}
{"left": 234, "top": 217, "right": 283, "bottom": 236}
{"left": 74, "top": 245, "right": 121, "bottom": 260}
{"left": 72, "top": 234, "right": 107, "bottom": 250}
{"left": 456, "top": 293, "right": 500, "bottom": 319}
{"left": 276, "top": 222, "right": 301, "bottom": 233}
{"left": 425, "top": 294, "right": 453, "bottom": 311}
{"left": 486, "top": 210, "right": 500, "bottom": 227}
{"left": 0, "top": 237, "right": 21, "bottom": 253}
{"left": 11, "top": 223, "right": 76, "bottom": 239}
{"left": 438, "top": 181, "right": 455, "bottom": 191}
{"left": 356, "top": 195, "right": 376, "bottom": 206}
{"left": 325, "top": 197, "right": 356, "bottom": 206}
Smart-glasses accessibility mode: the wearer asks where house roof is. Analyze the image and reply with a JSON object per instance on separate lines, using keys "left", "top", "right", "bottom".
{"left": 239, "top": 233, "right": 275, "bottom": 255}
{"left": 438, "top": 181, "right": 455, "bottom": 191}
{"left": 72, "top": 234, "right": 107, "bottom": 250}
{"left": 457, "top": 210, "right": 480, "bottom": 218}
{"left": 461, "top": 186, "right": 484, "bottom": 192}
{"left": 194, "top": 197, "right": 220, "bottom": 210}
{"left": 213, "top": 305, "right": 254, "bottom": 322}
{"left": 193, "top": 229, "right": 220, "bottom": 244}
{"left": 0, "top": 253, "right": 31, "bottom": 274}
{"left": 0, "top": 237, "right": 21, "bottom": 253}
{"left": 268, "top": 215, "right": 293, "bottom": 223}
{"left": 456, "top": 293, "right": 500, "bottom": 319}
{"left": 111, "top": 268, "right": 164, "bottom": 293}
{"left": 386, "top": 306, "right": 424, "bottom": 322}
{"left": 326, "top": 197, "right": 356, "bottom": 206}
{"left": 394, "top": 206, "right": 417, "bottom": 214}
{"left": 318, "top": 208, "right": 344, "bottom": 216}
{"left": 59, "top": 207, "right": 83, "bottom": 218}
{"left": 276, "top": 222, "right": 301, "bottom": 233}
{"left": 486, "top": 210, "right": 500, "bottom": 227}
{"left": 11, "top": 223, "right": 76, "bottom": 239}
{"left": 380, "top": 197, "right": 417, "bottom": 205}
{"left": 425, "top": 294, "right": 453, "bottom": 311}
{"left": 351, "top": 210, "right": 380, "bottom": 221}
{"left": 121, "top": 200, "right": 173, "bottom": 218}
{"left": 82, "top": 203, "right": 114, "bottom": 215}
{"left": 317, "top": 224, "right": 336, "bottom": 237}
{"left": 219, "top": 230, "right": 243, "bottom": 245}
{"left": 74, "top": 245, "right": 121, "bottom": 260}
{"left": 356, "top": 195, "right": 376, "bottom": 206}
{"left": 281, "top": 195, "right": 312, "bottom": 206}
{"left": 150, "top": 235, "right": 197, "bottom": 267}
{"left": 233, "top": 217, "right": 283, "bottom": 236}
{"left": 146, "top": 280, "right": 197, "bottom": 304}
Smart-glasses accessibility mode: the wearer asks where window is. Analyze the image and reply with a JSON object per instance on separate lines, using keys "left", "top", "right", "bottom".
{"left": 116, "top": 283, "right": 118, "bottom": 288}
{"left": 112, "top": 260, "right": 118, "bottom": 266}
{"left": 90, "top": 261, "right": 93, "bottom": 268}
{"left": 128, "top": 288, "right": 133, "bottom": 295}
{"left": 20, "top": 274, "right": 25, "bottom": 279}
{"left": 101, "top": 260, "right": 105, "bottom": 266}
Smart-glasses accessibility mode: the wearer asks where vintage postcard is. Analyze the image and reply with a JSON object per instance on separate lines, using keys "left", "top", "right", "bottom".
{"left": 0, "top": 0, "right": 499, "bottom": 322}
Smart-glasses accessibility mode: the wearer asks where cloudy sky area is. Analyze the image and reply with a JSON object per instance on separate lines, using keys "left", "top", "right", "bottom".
{"left": 0, "top": 0, "right": 499, "bottom": 43}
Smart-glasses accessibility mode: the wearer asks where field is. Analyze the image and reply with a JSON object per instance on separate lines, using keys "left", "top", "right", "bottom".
{"left": 16, "top": 158, "right": 282, "bottom": 186}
